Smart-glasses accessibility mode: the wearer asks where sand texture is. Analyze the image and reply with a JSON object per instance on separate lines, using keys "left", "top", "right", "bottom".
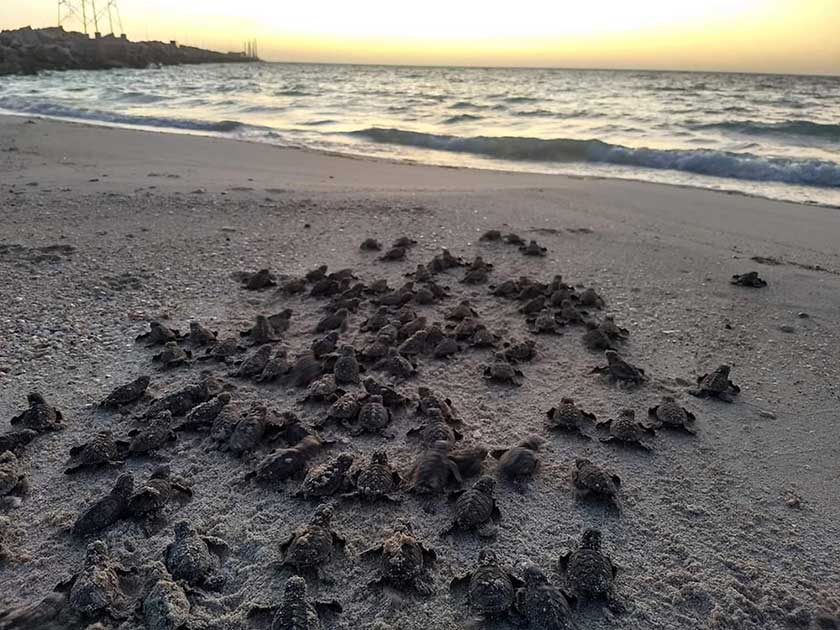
{"left": 1, "top": 115, "right": 839, "bottom": 630}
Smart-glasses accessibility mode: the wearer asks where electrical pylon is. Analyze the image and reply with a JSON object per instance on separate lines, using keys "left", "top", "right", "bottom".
{"left": 58, "top": 0, "right": 124, "bottom": 37}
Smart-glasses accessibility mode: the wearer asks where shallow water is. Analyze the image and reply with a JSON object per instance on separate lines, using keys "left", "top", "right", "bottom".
{"left": 2, "top": 63, "right": 839, "bottom": 205}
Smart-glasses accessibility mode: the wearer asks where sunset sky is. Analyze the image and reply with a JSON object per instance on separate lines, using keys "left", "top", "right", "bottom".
{"left": 2, "top": 0, "right": 839, "bottom": 74}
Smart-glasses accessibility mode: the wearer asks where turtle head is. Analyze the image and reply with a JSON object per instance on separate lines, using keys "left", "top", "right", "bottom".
{"left": 174, "top": 521, "right": 194, "bottom": 539}
{"left": 662, "top": 395, "right": 676, "bottom": 403}
{"left": 217, "top": 392, "right": 232, "bottom": 404}
{"left": 313, "top": 504, "right": 334, "bottom": 526}
{"left": 521, "top": 563, "right": 548, "bottom": 585}
{"left": 519, "top": 434, "right": 545, "bottom": 451}
{"left": 605, "top": 350, "right": 620, "bottom": 363}
{"left": 150, "top": 465, "right": 171, "bottom": 480}
{"left": 430, "top": 440, "right": 450, "bottom": 454}
{"left": 417, "top": 386, "right": 431, "bottom": 398}
{"left": 473, "top": 476, "right": 496, "bottom": 494}
{"left": 336, "top": 454, "right": 355, "bottom": 470}
{"left": 113, "top": 473, "right": 135, "bottom": 497}
{"left": 371, "top": 450, "right": 389, "bottom": 466}
{"left": 581, "top": 528, "right": 603, "bottom": 550}
{"left": 0, "top": 451, "right": 17, "bottom": 465}
{"left": 560, "top": 397, "right": 575, "bottom": 404}
{"left": 367, "top": 394, "right": 384, "bottom": 405}
{"left": 620, "top": 408, "right": 636, "bottom": 420}
{"left": 393, "top": 519, "right": 414, "bottom": 534}
{"left": 717, "top": 365, "right": 731, "bottom": 376}
{"left": 285, "top": 575, "right": 307, "bottom": 598}
{"left": 27, "top": 392, "right": 47, "bottom": 406}
{"left": 85, "top": 540, "right": 108, "bottom": 564}
{"left": 338, "top": 344, "right": 355, "bottom": 356}
{"left": 574, "top": 458, "right": 592, "bottom": 470}
{"left": 477, "top": 549, "right": 499, "bottom": 567}
{"left": 137, "top": 375, "right": 151, "bottom": 388}
{"left": 189, "top": 322, "right": 200, "bottom": 332}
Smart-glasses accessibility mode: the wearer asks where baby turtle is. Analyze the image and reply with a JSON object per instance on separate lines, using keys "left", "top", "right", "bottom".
{"left": 450, "top": 317, "right": 483, "bottom": 340}
{"left": 176, "top": 392, "right": 231, "bottom": 431}
{"left": 504, "top": 233, "right": 526, "bottom": 246}
{"left": 242, "top": 268, "right": 276, "bottom": 290}
{"left": 689, "top": 365, "right": 741, "bottom": 402}
{"left": 520, "top": 240, "right": 547, "bottom": 257}
{"left": 128, "top": 465, "right": 192, "bottom": 517}
{"left": 416, "top": 388, "right": 460, "bottom": 425}
{"left": 442, "top": 476, "right": 501, "bottom": 537}
{"left": 247, "top": 436, "right": 323, "bottom": 484}
{"left": 290, "top": 353, "right": 323, "bottom": 388}
{"left": 451, "top": 549, "right": 524, "bottom": 620}
{"left": 225, "top": 403, "right": 274, "bottom": 456}
{"left": 398, "top": 330, "right": 429, "bottom": 356}
{"left": 301, "top": 374, "right": 343, "bottom": 404}
{"left": 360, "top": 238, "right": 383, "bottom": 251}
{"left": 406, "top": 441, "right": 462, "bottom": 495}
{"left": 188, "top": 321, "right": 218, "bottom": 346}
{"left": 266, "top": 575, "right": 342, "bottom": 630}
{"left": 449, "top": 446, "right": 488, "bottom": 478}
{"left": 152, "top": 342, "right": 192, "bottom": 369}
{"left": 648, "top": 396, "right": 697, "bottom": 434}
{"left": 558, "top": 529, "right": 624, "bottom": 613}
{"left": 72, "top": 474, "right": 134, "bottom": 537}
{"left": 323, "top": 392, "right": 361, "bottom": 427}
{"left": 141, "top": 562, "right": 191, "bottom": 630}
{"left": 354, "top": 394, "right": 393, "bottom": 436}
{"left": 579, "top": 288, "right": 605, "bottom": 309}
{"left": 379, "top": 245, "right": 407, "bottom": 261}
{"left": 64, "top": 540, "right": 137, "bottom": 621}
{"left": 571, "top": 459, "right": 622, "bottom": 509}
{"left": 527, "top": 310, "right": 563, "bottom": 335}
{"left": 361, "top": 521, "right": 437, "bottom": 595}
{"left": 333, "top": 345, "right": 361, "bottom": 384}
{"left": 127, "top": 411, "right": 177, "bottom": 454}
{"left": 280, "top": 504, "right": 344, "bottom": 580}
{"left": 294, "top": 454, "right": 355, "bottom": 499}
{"left": 482, "top": 358, "right": 524, "bottom": 386}
{"left": 518, "top": 296, "right": 546, "bottom": 316}
{"left": 598, "top": 315, "right": 629, "bottom": 340}
{"left": 232, "top": 344, "right": 273, "bottom": 379}
{"left": 10, "top": 392, "right": 65, "bottom": 433}
{"left": 393, "top": 236, "right": 418, "bottom": 248}
{"left": 165, "top": 521, "right": 228, "bottom": 589}
{"left": 100, "top": 375, "right": 150, "bottom": 408}
{"left": 257, "top": 348, "right": 293, "bottom": 383}
{"left": 0, "top": 451, "right": 26, "bottom": 501}
{"left": 200, "top": 336, "right": 243, "bottom": 362}
{"left": 364, "top": 377, "right": 411, "bottom": 408}
{"left": 514, "top": 564, "right": 576, "bottom": 630}
{"left": 591, "top": 350, "right": 646, "bottom": 385}
{"left": 546, "top": 398, "right": 596, "bottom": 439}
{"left": 502, "top": 339, "right": 537, "bottom": 363}
{"left": 241, "top": 315, "right": 283, "bottom": 345}
{"left": 433, "top": 337, "right": 461, "bottom": 359}
{"left": 469, "top": 325, "right": 499, "bottom": 348}
{"left": 311, "top": 331, "right": 339, "bottom": 359}
{"left": 408, "top": 409, "right": 462, "bottom": 446}
{"left": 480, "top": 229, "right": 502, "bottom": 241}
{"left": 314, "top": 309, "right": 348, "bottom": 334}
{"left": 0, "top": 429, "right": 37, "bottom": 456}
{"left": 598, "top": 409, "right": 655, "bottom": 451}
{"left": 376, "top": 348, "right": 417, "bottom": 379}
{"left": 136, "top": 321, "right": 182, "bottom": 346}
{"left": 582, "top": 323, "right": 615, "bottom": 352}
{"left": 146, "top": 377, "right": 220, "bottom": 418}
{"left": 731, "top": 271, "right": 767, "bottom": 288}
{"left": 491, "top": 435, "right": 544, "bottom": 481}
{"left": 361, "top": 307, "right": 391, "bottom": 333}
{"left": 64, "top": 431, "right": 128, "bottom": 474}
{"left": 344, "top": 451, "right": 402, "bottom": 502}
{"left": 447, "top": 300, "right": 479, "bottom": 322}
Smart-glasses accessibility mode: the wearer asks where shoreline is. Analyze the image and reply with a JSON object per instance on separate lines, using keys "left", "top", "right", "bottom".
{"left": 2, "top": 110, "right": 837, "bottom": 211}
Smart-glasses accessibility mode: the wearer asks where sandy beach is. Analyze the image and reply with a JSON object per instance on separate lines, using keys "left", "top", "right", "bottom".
{"left": 1, "top": 113, "right": 839, "bottom": 629}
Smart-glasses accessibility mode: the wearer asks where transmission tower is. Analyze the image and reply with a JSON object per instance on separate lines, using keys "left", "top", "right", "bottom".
{"left": 58, "top": 0, "right": 125, "bottom": 37}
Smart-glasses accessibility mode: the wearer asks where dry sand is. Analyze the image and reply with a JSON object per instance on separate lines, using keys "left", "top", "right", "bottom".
{"left": 1, "top": 114, "right": 839, "bottom": 629}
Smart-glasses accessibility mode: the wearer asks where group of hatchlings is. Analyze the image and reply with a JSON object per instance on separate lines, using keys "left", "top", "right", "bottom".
{"left": 0, "top": 231, "right": 769, "bottom": 630}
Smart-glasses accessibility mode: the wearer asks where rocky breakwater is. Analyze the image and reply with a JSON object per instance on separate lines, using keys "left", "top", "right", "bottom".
{"left": 0, "top": 26, "right": 256, "bottom": 76}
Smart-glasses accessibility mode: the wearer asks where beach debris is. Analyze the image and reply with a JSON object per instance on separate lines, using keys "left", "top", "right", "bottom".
{"left": 571, "top": 459, "right": 622, "bottom": 508}
{"left": 598, "top": 409, "right": 655, "bottom": 450}
{"left": 450, "top": 549, "right": 523, "bottom": 620}
{"left": 10, "top": 392, "right": 65, "bottom": 433}
{"left": 72, "top": 474, "right": 134, "bottom": 537}
{"left": 648, "top": 396, "right": 697, "bottom": 434}
{"left": 165, "top": 521, "right": 228, "bottom": 589}
{"left": 689, "top": 365, "right": 741, "bottom": 402}
{"left": 100, "top": 375, "right": 151, "bottom": 408}
{"left": 441, "top": 475, "right": 501, "bottom": 537}
{"left": 731, "top": 271, "right": 767, "bottom": 287}
{"left": 558, "top": 529, "right": 625, "bottom": 613}
{"left": 591, "top": 350, "right": 646, "bottom": 385}
{"left": 361, "top": 520, "right": 437, "bottom": 595}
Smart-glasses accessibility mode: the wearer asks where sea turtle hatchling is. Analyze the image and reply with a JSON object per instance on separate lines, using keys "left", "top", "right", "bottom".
{"left": 188, "top": 321, "right": 218, "bottom": 346}
{"left": 294, "top": 454, "right": 355, "bottom": 499}
{"left": 379, "top": 245, "right": 407, "bottom": 261}
{"left": 100, "top": 375, "right": 150, "bottom": 409}
{"left": 648, "top": 396, "right": 697, "bottom": 434}
{"left": 519, "top": 240, "right": 547, "bottom": 257}
{"left": 689, "top": 365, "right": 741, "bottom": 402}
{"left": 0, "top": 429, "right": 37, "bottom": 457}
{"left": 300, "top": 374, "right": 343, "bottom": 404}
{"left": 63, "top": 540, "right": 139, "bottom": 622}
{"left": 375, "top": 348, "right": 417, "bottom": 380}
{"left": 128, "top": 465, "right": 192, "bottom": 517}
{"left": 360, "top": 238, "right": 383, "bottom": 251}
{"left": 333, "top": 345, "right": 361, "bottom": 384}
{"left": 151, "top": 342, "right": 192, "bottom": 369}
{"left": 514, "top": 564, "right": 576, "bottom": 630}
{"left": 232, "top": 344, "right": 273, "bottom": 379}
{"left": 450, "top": 549, "right": 524, "bottom": 620}
{"left": 242, "top": 268, "right": 277, "bottom": 290}
{"left": 290, "top": 353, "right": 323, "bottom": 388}
{"left": 406, "top": 441, "right": 462, "bottom": 495}
{"left": 0, "top": 451, "right": 26, "bottom": 502}
{"left": 491, "top": 435, "right": 544, "bottom": 481}
{"left": 482, "top": 358, "right": 524, "bottom": 386}
{"left": 343, "top": 451, "right": 402, "bottom": 502}
{"left": 582, "top": 323, "right": 615, "bottom": 352}
{"left": 280, "top": 504, "right": 345, "bottom": 580}
{"left": 72, "top": 474, "right": 134, "bottom": 537}
{"left": 446, "top": 300, "right": 479, "bottom": 322}
{"left": 731, "top": 270, "right": 767, "bottom": 288}
{"left": 261, "top": 575, "right": 342, "bottom": 630}
{"left": 353, "top": 394, "right": 393, "bottom": 436}
{"left": 571, "top": 459, "right": 622, "bottom": 509}
{"left": 246, "top": 436, "right": 323, "bottom": 484}
{"left": 136, "top": 321, "right": 181, "bottom": 346}
{"left": 598, "top": 409, "right": 655, "bottom": 451}
{"left": 164, "top": 521, "right": 228, "bottom": 589}
{"left": 449, "top": 446, "right": 489, "bottom": 479}
{"left": 176, "top": 392, "right": 231, "bottom": 431}
{"left": 10, "top": 392, "right": 65, "bottom": 433}
{"left": 441, "top": 476, "right": 501, "bottom": 537}
{"left": 557, "top": 529, "right": 624, "bottom": 613}
{"left": 598, "top": 315, "right": 629, "bottom": 340}
{"left": 416, "top": 386, "right": 459, "bottom": 423}
{"left": 502, "top": 339, "right": 537, "bottom": 363}
{"left": 591, "top": 350, "right": 646, "bottom": 385}
{"left": 311, "top": 331, "right": 340, "bottom": 359}
{"left": 480, "top": 229, "right": 502, "bottom": 242}
{"left": 546, "top": 398, "right": 596, "bottom": 439}
{"left": 314, "top": 309, "right": 348, "bottom": 334}
{"left": 361, "top": 521, "right": 437, "bottom": 595}
{"left": 64, "top": 431, "right": 128, "bottom": 474}
{"left": 363, "top": 377, "right": 411, "bottom": 409}
{"left": 256, "top": 349, "right": 292, "bottom": 383}
{"left": 126, "top": 411, "right": 177, "bottom": 454}
{"left": 141, "top": 562, "right": 191, "bottom": 630}
{"left": 527, "top": 310, "right": 563, "bottom": 335}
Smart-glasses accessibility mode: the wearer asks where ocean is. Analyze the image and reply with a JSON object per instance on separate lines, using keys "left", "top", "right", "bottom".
{"left": 2, "top": 63, "right": 839, "bottom": 206}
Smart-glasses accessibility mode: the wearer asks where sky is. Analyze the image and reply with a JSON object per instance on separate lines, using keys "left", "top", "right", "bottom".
{"left": 2, "top": 0, "right": 839, "bottom": 75}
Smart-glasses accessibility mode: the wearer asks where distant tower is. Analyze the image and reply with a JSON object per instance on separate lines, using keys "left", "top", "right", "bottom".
{"left": 58, "top": 0, "right": 124, "bottom": 37}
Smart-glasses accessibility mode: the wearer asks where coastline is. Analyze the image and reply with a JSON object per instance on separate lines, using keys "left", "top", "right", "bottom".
{"left": 1, "top": 112, "right": 840, "bottom": 628}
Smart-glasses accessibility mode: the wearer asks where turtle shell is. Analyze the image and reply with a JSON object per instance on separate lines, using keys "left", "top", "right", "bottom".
{"left": 454, "top": 480, "right": 496, "bottom": 528}
{"left": 380, "top": 530, "right": 426, "bottom": 583}
{"left": 468, "top": 563, "right": 516, "bottom": 615}
{"left": 284, "top": 525, "right": 334, "bottom": 568}
{"left": 566, "top": 548, "right": 614, "bottom": 597}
